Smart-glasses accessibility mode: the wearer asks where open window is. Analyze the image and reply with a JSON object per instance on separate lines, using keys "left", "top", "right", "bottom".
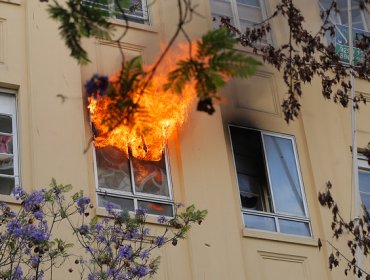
{"left": 229, "top": 125, "right": 311, "bottom": 237}
{"left": 94, "top": 145, "right": 174, "bottom": 216}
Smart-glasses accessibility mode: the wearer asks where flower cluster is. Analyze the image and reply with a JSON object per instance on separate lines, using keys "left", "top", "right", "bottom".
{"left": 0, "top": 180, "right": 207, "bottom": 280}
{"left": 85, "top": 74, "right": 109, "bottom": 99}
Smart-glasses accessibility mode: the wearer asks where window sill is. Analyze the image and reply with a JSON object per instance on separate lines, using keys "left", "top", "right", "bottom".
{"left": 242, "top": 228, "right": 318, "bottom": 247}
{"left": 0, "top": 194, "right": 21, "bottom": 205}
{"left": 0, "top": 0, "right": 21, "bottom": 5}
{"left": 95, "top": 207, "right": 169, "bottom": 226}
{"left": 109, "top": 19, "right": 158, "bottom": 34}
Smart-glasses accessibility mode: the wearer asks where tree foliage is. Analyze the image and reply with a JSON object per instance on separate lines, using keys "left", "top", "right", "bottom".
{"left": 220, "top": 0, "right": 368, "bottom": 122}
{"left": 0, "top": 180, "right": 206, "bottom": 280}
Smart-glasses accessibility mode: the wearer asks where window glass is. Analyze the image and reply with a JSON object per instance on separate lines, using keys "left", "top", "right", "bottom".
{"left": 96, "top": 146, "right": 132, "bottom": 193}
{"left": 209, "top": 0, "right": 268, "bottom": 41}
{"left": 132, "top": 156, "right": 169, "bottom": 197}
{"left": 359, "top": 170, "right": 370, "bottom": 213}
{"left": 243, "top": 213, "right": 276, "bottom": 232}
{"left": 0, "top": 93, "right": 18, "bottom": 196}
{"left": 318, "top": 0, "right": 367, "bottom": 30}
{"left": 83, "top": 0, "right": 149, "bottom": 24}
{"left": 229, "top": 125, "right": 310, "bottom": 237}
{"left": 94, "top": 145, "right": 173, "bottom": 216}
{"left": 278, "top": 219, "right": 311, "bottom": 237}
{"left": 97, "top": 194, "right": 135, "bottom": 211}
{"left": 137, "top": 200, "right": 173, "bottom": 216}
{"left": 237, "top": 0, "right": 260, "bottom": 7}
{"left": 0, "top": 115, "right": 12, "bottom": 134}
{"left": 263, "top": 135, "right": 306, "bottom": 217}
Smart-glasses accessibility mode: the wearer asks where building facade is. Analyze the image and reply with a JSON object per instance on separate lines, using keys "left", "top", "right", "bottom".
{"left": 1, "top": 0, "right": 370, "bottom": 279}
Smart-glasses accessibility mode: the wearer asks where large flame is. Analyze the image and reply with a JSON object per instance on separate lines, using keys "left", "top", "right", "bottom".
{"left": 87, "top": 47, "right": 196, "bottom": 161}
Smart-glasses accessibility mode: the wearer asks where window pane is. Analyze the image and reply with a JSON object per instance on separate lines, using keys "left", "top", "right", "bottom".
{"left": 230, "top": 127, "right": 271, "bottom": 211}
{"left": 0, "top": 156, "right": 14, "bottom": 176}
{"left": 0, "top": 135, "right": 13, "bottom": 154}
{"left": 263, "top": 135, "right": 306, "bottom": 216}
{"left": 0, "top": 115, "right": 12, "bottom": 134}
{"left": 237, "top": 4, "right": 262, "bottom": 24}
{"left": 359, "top": 170, "right": 370, "bottom": 193}
{"left": 95, "top": 146, "right": 132, "bottom": 193}
{"left": 243, "top": 213, "right": 277, "bottom": 232}
{"left": 97, "top": 194, "right": 135, "bottom": 211}
{"left": 210, "top": 0, "right": 234, "bottom": 28}
{"left": 359, "top": 170, "right": 370, "bottom": 213}
{"left": 237, "top": 0, "right": 260, "bottom": 7}
{"left": 278, "top": 219, "right": 311, "bottom": 237}
{"left": 132, "top": 156, "right": 170, "bottom": 197}
{"left": 137, "top": 200, "right": 173, "bottom": 216}
{"left": 0, "top": 176, "right": 14, "bottom": 195}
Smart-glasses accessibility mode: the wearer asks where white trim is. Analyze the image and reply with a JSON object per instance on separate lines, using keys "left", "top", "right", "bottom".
{"left": 228, "top": 124, "right": 312, "bottom": 237}
{"left": 92, "top": 145, "right": 174, "bottom": 215}
{"left": 0, "top": 91, "right": 19, "bottom": 193}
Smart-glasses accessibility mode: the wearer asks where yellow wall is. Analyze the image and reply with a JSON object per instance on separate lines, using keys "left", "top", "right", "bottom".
{"left": 1, "top": 0, "right": 370, "bottom": 279}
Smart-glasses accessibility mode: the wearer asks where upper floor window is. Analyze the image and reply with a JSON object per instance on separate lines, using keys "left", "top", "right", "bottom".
{"left": 209, "top": 0, "right": 270, "bottom": 44}
{"left": 359, "top": 156, "right": 370, "bottom": 214}
{"left": 0, "top": 92, "right": 19, "bottom": 195}
{"left": 83, "top": 0, "right": 149, "bottom": 25}
{"left": 229, "top": 125, "right": 311, "bottom": 237}
{"left": 94, "top": 145, "right": 174, "bottom": 216}
{"left": 318, "top": 0, "right": 368, "bottom": 30}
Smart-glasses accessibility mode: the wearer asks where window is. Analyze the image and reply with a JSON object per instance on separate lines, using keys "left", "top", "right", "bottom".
{"left": 359, "top": 156, "right": 370, "bottom": 214}
{"left": 0, "top": 92, "right": 19, "bottom": 195}
{"left": 82, "top": 0, "right": 149, "bottom": 25}
{"left": 94, "top": 145, "right": 174, "bottom": 216}
{"left": 229, "top": 125, "right": 311, "bottom": 237}
{"left": 210, "top": 0, "right": 267, "bottom": 30}
{"left": 318, "top": 0, "right": 368, "bottom": 30}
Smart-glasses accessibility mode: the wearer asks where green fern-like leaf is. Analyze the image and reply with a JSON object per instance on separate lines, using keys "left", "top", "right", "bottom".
{"left": 164, "top": 28, "right": 261, "bottom": 114}
{"left": 47, "top": 0, "right": 113, "bottom": 64}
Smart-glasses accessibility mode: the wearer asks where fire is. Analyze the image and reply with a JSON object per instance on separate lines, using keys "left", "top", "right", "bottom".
{"left": 87, "top": 47, "right": 196, "bottom": 161}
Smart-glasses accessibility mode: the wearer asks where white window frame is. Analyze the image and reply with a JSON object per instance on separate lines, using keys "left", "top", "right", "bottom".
{"left": 82, "top": 0, "right": 150, "bottom": 25}
{"left": 210, "top": 0, "right": 272, "bottom": 44}
{"left": 358, "top": 155, "right": 370, "bottom": 212}
{"left": 93, "top": 146, "right": 174, "bottom": 217}
{"left": 228, "top": 125, "right": 312, "bottom": 237}
{"left": 0, "top": 90, "right": 19, "bottom": 195}
{"left": 318, "top": 0, "right": 368, "bottom": 31}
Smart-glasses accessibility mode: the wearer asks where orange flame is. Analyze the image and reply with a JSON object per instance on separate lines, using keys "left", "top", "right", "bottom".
{"left": 88, "top": 46, "right": 196, "bottom": 161}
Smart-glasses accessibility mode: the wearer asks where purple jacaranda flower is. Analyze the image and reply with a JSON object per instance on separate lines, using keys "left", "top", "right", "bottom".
{"left": 118, "top": 245, "right": 132, "bottom": 259}
{"left": 12, "top": 266, "right": 23, "bottom": 280}
{"left": 30, "top": 255, "right": 40, "bottom": 268}
{"left": 135, "top": 208, "right": 148, "bottom": 216}
{"left": 23, "top": 191, "right": 45, "bottom": 212}
{"left": 140, "top": 249, "right": 150, "bottom": 260}
{"left": 132, "top": 264, "right": 148, "bottom": 278}
{"left": 34, "top": 210, "right": 43, "bottom": 220}
{"left": 76, "top": 196, "right": 91, "bottom": 215}
{"left": 85, "top": 75, "right": 109, "bottom": 99}
{"left": 7, "top": 220, "right": 23, "bottom": 238}
{"left": 154, "top": 236, "right": 166, "bottom": 247}
{"left": 157, "top": 216, "right": 167, "bottom": 224}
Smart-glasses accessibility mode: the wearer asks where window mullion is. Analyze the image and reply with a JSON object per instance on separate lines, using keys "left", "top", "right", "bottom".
{"left": 230, "top": 0, "right": 242, "bottom": 30}
{"left": 129, "top": 157, "right": 136, "bottom": 196}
